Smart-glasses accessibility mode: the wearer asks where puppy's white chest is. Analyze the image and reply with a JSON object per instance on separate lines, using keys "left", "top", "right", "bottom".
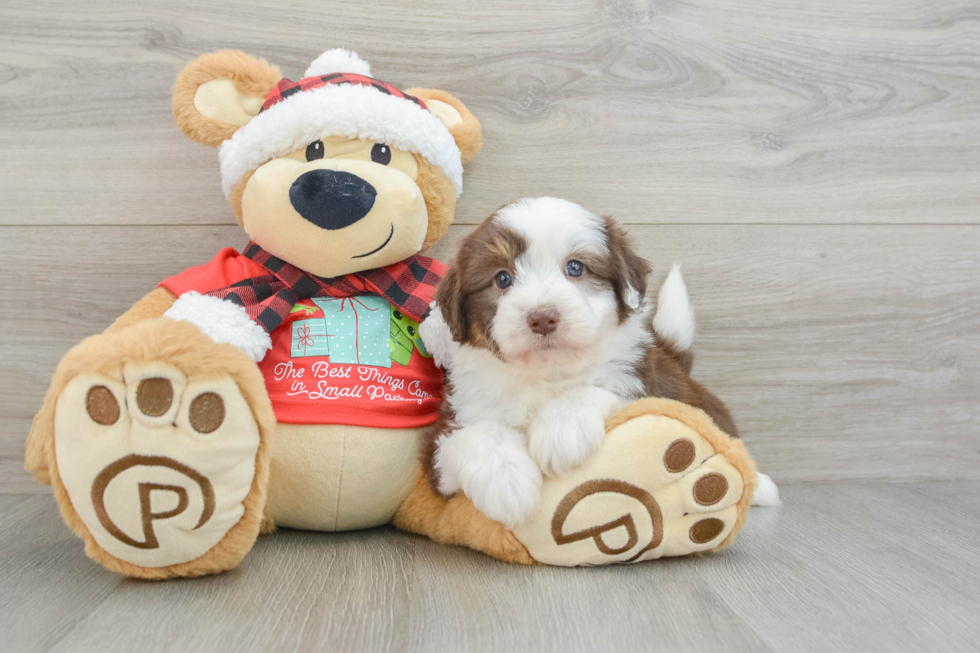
{"left": 456, "top": 376, "right": 577, "bottom": 429}
{"left": 514, "top": 382, "right": 572, "bottom": 423}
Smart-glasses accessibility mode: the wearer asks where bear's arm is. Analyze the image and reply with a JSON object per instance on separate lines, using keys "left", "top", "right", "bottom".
{"left": 105, "top": 287, "right": 179, "bottom": 333}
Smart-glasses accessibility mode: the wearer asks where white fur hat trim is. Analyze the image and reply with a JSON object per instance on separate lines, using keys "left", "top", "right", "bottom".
{"left": 218, "top": 49, "right": 463, "bottom": 199}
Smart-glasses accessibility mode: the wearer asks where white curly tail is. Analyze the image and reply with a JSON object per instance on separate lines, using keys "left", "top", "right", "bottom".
{"left": 653, "top": 265, "right": 696, "bottom": 352}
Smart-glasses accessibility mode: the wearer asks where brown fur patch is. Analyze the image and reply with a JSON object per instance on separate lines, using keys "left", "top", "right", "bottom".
{"left": 585, "top": 217, "right": 652, "bottom": 323}
{"left": 635, "top": 331, "right": 740, "bottom": 439}
{"left": 172, "top": 50, "right": 281, "bottom": 148}
{"left": 435, "top": 215, "right": 526, "bottom": 350}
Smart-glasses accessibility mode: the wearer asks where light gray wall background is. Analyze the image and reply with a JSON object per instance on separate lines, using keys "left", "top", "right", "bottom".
{"left": 3, "top": 0, "right": 977, "bottom": 491}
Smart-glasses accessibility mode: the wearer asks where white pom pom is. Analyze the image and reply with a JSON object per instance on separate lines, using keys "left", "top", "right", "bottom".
{"left": 304, "top": 49, "right": 372, "bottom": 78}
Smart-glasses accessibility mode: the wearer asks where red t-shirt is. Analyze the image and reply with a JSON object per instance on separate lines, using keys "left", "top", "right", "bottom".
{"left": 160, "top": 248, "right": 444, "bottom": 429}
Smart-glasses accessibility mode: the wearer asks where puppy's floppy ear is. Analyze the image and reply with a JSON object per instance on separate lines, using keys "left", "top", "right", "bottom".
{"left": 172, "top": 50, "right": 282, "bottom": 147}
{"left": 405, "top": 88, "right": 482, "bottom": 164}
{"left": 603, "top": 216, "right": 652, "bottom": 322}
{"left": 435, "top": 263, "right": 469, "bottom": 342}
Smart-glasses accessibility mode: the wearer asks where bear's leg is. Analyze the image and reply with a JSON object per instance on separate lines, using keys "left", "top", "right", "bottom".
{"left": 395, "top": 397, "right": 756, "bottom": 566}
{"left": 394, "top": 474, "right": 537, "bottom": 565}
{"left": 28, "top": 317, "right": 275, "bottom": 579}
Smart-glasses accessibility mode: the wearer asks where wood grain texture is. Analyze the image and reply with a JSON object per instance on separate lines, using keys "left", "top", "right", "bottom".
{"left": 1, "top": 483, "right": 978, "bottom": 652}
{"left": 1, "top": 0, "right": 979, "bottom": 226}
{"left": 708, "top": 483, "right": 980, "bottom": 652}
{"left": 2, "top": 223, "right": 977, "bottom": 489}
{"left": 44, "top": 528, "right": 417, "bottom": 653}
{"left": 0, "top": 495, "right": 121, "bottom": 653}
{"left": 404, "top": 535, "right": 769, "bottom": 652}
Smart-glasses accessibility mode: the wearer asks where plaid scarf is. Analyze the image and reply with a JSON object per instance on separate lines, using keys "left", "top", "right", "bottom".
{"left": 207, "top": 242, "right": 446, "bottom": 334}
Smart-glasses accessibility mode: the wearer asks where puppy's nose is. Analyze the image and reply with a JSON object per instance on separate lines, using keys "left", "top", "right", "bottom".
{"left": 289, "top": 169, "right": 377, "bottom": 230}
{"left": 527, "top": 308, "right": 560, "bottom": 335}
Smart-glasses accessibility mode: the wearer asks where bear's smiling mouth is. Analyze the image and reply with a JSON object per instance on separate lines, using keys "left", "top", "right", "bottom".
{"left": 352, "top": 224, "right": 394, "bottom": 259}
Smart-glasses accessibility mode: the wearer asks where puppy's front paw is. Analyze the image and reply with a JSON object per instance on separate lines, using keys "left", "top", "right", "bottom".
{"left": 435, "top": 422, "right": 542, "bottom": 527}
{"left": 419, "top": 302, "right": 457, "bottom": 369}
{"left": 529, "top": 388, "right": 619, "bottom": 477}
{"left": 466, "top": 453, "right": 543, "bottom": 527}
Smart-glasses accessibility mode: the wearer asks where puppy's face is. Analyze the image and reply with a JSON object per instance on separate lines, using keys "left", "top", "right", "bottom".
{"left": 437, "top": 197, "right": 651, "bottom": 367}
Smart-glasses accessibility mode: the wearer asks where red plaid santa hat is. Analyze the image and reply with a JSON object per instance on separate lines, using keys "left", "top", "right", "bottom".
{"left": 218, "top": 49, "right": 464, "bottom": 199}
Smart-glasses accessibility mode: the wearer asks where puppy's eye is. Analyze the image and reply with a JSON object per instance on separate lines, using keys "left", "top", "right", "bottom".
{"left": 565, "top": 260, "right": 584, "bottom": 278}
{"left": 494, "top": 270, "right": 513, "bottom": 289}
{"left": 371, "top": 143, "right": 392, "bottom": 165}
{"left": 305, "top": 140, "right": 324, "bottom": 161}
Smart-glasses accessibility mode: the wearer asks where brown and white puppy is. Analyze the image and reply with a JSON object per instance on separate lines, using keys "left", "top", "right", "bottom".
{"left": 419, "top": 198, "right": 778, "bottom": 527}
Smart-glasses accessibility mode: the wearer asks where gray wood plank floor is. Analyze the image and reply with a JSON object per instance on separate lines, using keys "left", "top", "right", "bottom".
{"left": 1, "top": 482, "right": 978, "bottom": 653}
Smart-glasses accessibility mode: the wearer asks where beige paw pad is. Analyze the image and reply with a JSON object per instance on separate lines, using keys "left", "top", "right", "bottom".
{"left": 123, "top": 363, "right": 186, "bottom": 427}
{"left": 54, "top": 368, "right": 261, "bottom": 568}
{"left": 512, "top": 401, "right": 754, "bottom": 566}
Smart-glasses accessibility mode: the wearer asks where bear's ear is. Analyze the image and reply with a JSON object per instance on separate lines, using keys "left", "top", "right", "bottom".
{"left": 406, "top": 88, "right": 482, "bottom": 164}
{"left": 172, "top": 50, "right": 282, "bottom": 147}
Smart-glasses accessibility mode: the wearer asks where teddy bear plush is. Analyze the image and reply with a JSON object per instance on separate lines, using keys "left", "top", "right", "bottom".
{"left": 25, "top": 49, "right": 759, "bottom": 578}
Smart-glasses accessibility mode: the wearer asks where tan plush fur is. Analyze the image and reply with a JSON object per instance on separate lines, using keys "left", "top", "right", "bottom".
{"left": 105, "top": 286, "right": 178, "bottom": 332}
{"left": 406, "top": 88, "right": 483, "bottom": 165}
{"left": 229, "top": 170, "right": 255, "bottom": 227}
{"left": 416, "top": 156, "right": 458, "bottom": 251}
{"left": 394, "top": 474, "right": 537, "bottom": 565}
{"left": 604, "top": 398, "right": 758, "bottom": 551}
{"left": 172, "top": 50, "right": 282, "bottom": 148}
{"left": 29, "top": 318, "right": 276, "bottom": 579}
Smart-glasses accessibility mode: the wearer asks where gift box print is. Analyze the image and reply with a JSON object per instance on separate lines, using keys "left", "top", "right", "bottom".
{"left": 311, "top": 295, "right": 393, "bottom": 367}
{"left": 290, "top": 319, "right": 330, "bottom": 358}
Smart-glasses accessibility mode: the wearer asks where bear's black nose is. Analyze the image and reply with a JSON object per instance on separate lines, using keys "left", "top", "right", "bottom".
{"left": 289, "top": 169, "right": 377, "bottom": 230}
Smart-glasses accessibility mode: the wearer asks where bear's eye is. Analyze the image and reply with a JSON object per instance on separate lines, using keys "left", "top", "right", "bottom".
{"left": 371, "top": 143, "right": 392, "bottom": 165}
{"left": 306, "top": 140, "right": 324, "bottom": 161}
{"left": 494, "top": 270, "right": 513, "bottom": 289}
{"left": 565, "top": 260, "right": 584, "bottom": 278}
